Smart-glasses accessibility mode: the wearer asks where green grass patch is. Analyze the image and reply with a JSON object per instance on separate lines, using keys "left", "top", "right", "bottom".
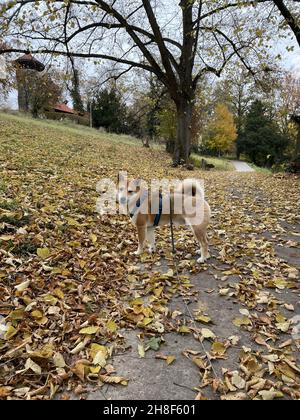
{"left": 191, "top": 154, "right": 234, "bottom": 171}
{"left": 248, "top": 164, "right": 272, "bottom": 174}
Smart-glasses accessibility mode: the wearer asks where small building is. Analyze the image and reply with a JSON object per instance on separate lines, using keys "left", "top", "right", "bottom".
{"left": 53, "top": 101, "right": 75, "bottom": 115}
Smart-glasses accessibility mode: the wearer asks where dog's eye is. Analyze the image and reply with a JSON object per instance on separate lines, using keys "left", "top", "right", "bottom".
{"left": 128, "top": 190, "right": 134, "bottom": 194}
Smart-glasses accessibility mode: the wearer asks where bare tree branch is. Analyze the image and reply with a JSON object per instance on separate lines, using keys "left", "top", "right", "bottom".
{"left": 273, "top": 0, "right": 300, "bottom": 47}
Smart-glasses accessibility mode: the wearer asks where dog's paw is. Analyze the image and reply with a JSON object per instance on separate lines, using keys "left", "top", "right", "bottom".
{"left": 197, "top": 255, "right": 210, "bottom": 264}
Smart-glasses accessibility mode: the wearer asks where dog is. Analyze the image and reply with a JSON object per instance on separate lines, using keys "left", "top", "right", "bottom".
{"left": 117, "top": 174, "right": 211, "bottom": 264}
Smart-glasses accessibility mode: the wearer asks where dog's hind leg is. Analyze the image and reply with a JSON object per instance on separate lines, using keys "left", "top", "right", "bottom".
{"left": 135, "top": 225, "right": 147, "bottom": 255}
{"left": 191, "top": 225, "right": 210, "bottom": 263}
{"left": 147, "top": 227, "right": 156, "bottom": 253}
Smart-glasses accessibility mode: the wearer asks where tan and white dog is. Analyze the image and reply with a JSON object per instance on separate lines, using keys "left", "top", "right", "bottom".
{"left": 117, "top": 175, "right": 211, "bottom": 264}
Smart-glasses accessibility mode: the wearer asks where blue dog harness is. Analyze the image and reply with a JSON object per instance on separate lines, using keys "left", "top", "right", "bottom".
{"left": 129, "top": 192, "right": 163, "bottom": 227}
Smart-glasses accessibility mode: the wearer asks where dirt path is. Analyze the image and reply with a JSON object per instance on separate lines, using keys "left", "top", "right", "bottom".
{"left": 84, "top": 174, "right": 300, "bottom": 401}
{"left": 231, "top": 160, "right": 255, "bottom": 172}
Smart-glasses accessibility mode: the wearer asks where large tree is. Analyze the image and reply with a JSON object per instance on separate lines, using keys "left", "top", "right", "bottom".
{"left": 0, "top": 0, "right": 298, "bottom": 164}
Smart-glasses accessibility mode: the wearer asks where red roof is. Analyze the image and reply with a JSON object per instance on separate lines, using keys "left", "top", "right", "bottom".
{"left": 54, "top": 102, "right": 74, "bottom": 114}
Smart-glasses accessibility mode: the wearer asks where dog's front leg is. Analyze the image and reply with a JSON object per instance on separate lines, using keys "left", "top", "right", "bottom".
{"left": 134, "top": 225, "right": 147, "bottom": 255}
{"left": 147, "top": 227, "right": 156, "bottom": 253}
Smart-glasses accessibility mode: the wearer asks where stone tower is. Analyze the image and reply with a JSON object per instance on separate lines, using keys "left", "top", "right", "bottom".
{"left": 14, "top": 52, "right": 45, "bottom": 112}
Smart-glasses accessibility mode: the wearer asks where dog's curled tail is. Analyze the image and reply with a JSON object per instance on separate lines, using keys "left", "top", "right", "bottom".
{"left": 175, "top": 179, "right": 204, "bottom": 198}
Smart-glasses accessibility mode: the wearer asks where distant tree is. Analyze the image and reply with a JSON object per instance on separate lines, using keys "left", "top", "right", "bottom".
{"left": 239, "top": 100, "right": 287, "bottom": 167}
{"left": 16, "top": 70, "right": 62, "bottom": 117}
{"left": 156, "top": 97, "right": 177, "bottom": 154}
{"left": 92, "top": 86, "right": 127, "bottom": 133}
{"left": 145, "top": 77, "right": 165, "bottom": 139}
{"left": 70, "top": 67, "right": 85, "bottom": 113}
{"left": 213, "top": 69, "right": 256, "bottom": 158}
{"left": 204, "top": 104, "right": 237, "bottom": 155}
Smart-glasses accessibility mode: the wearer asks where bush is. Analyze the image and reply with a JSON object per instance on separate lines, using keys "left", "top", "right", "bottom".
{"left": 44, "top": 111, "right": 89, "bottom": 126}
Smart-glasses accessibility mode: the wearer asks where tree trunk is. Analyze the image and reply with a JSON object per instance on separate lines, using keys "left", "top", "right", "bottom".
{"left": 166, "top": 138, "right": 175, "bottom": 154}
{"left": 174, "top": 99, "right": 193, "bottom": 165}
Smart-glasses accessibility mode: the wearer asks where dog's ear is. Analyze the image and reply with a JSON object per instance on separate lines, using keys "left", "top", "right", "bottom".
{"left": 135, "top": 179, "right": 141, "bottom": 189}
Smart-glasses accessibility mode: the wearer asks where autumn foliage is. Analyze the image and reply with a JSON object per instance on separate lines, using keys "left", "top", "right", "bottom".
{"left": 204, "top": 104, "right": 237, "bottom": 154}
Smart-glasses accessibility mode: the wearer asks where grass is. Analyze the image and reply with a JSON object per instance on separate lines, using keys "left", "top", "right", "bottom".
{"left": 1, "top": 111, "right": 235, "bottom": 171}
{"left": 248, "top": 163, "right": 272, "bottom": 173}
{"left": 0, "top": 111, "right": 142, "bottom": 148}
{"left": 191, "top": 153, "right": 234, "bottom": 171}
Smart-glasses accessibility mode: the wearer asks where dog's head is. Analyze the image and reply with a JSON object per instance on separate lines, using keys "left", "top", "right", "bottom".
{"left": 117, "top": 173, "right": 141, "bottom": 206}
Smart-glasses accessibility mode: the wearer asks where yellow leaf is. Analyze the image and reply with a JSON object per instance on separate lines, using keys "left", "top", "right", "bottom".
{"left": 43, "top": 294, "right": 58, "bottom": 305}
{"left": 233, "top": 317, "right": 251, "bottom": 327}
{"left": 4, "top": 325, "right": 18, "bottom": 340}
{"left": 106, "top": 320, "right": 117, "bottom": 333}
{"left": 201, "top": 328, "right": 216, "bottom": 339}
{"left": 258, "top": 389, "right": 284, "bottom": 400}
{"left": 37, "top": 248, "right": 51, "bottom": 259}
{"left": 79, "top": 326, "right": 99, "bottom": 335}
{"left": 14, "top": 280, "right": 30, "bottom": 292}
{"left": 99, "top": 375, "right": 128, "bottom": 386}
{"left": 8, "top": 309, "right": 25, "bottom": 320}
{"left": 28, "top": 344, "right": 54, "bottom": 359}
{"left": 179, "top": 325, "right": 190, "bottom": 334}
{"left": 66, "top": 217, "right": 80, "bottom": 226}
{"left": 130, "top": 298, "right": 143, "bottom": 306}
{"left": 72, "top": 362, "right": 89, "bottom": 381}
{"left": 90, "top": 366, "right": 101, "bottom": 374}
{"left": 89, "top": 233, "right": 97, "bottom": 243}
{"left": 53, "top": 352, "right": 66, "bottom": 368}
{"left": 154, "top": 287, "right": 163, "bottom": 297}
{"left": 25, "top": 358, "right": 42, "bottom": 375}
{"left": 143, "top": 317, "right": 153, "bottom": 326}
{"left": 196, "top": 315, "right": 211, "bottom": 324}
{"left": 90, "top": 344, "right": 108, "bottom": 360}
{"left": 31, "top": 310, "right": 43, "bottom": 319}
{"left": 93, "top": 350, "right": 107, "bottom": 367}
{"left": 211, "top": 341, "right": 226, "bottom": 355}
{"left": 166, "top": 356, "right": 176, "bottom": 365}
{"left": 54, "top": 288, "right": 64, "bottom": 300}
{"left": 138, "top": 344, "right": 145, "bottom": 358}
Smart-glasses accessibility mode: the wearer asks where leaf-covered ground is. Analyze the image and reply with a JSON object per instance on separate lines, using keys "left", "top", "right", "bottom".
{"left": 0, "top": 113, "right": 299, "bottom": 400}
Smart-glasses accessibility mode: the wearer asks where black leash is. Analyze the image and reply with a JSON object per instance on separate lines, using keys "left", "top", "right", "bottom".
{"left": 168, "top": 194, "right": 224, "bottom": 391}
{"left": 169, "top": 196, "right": 176, "bottom": 256}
